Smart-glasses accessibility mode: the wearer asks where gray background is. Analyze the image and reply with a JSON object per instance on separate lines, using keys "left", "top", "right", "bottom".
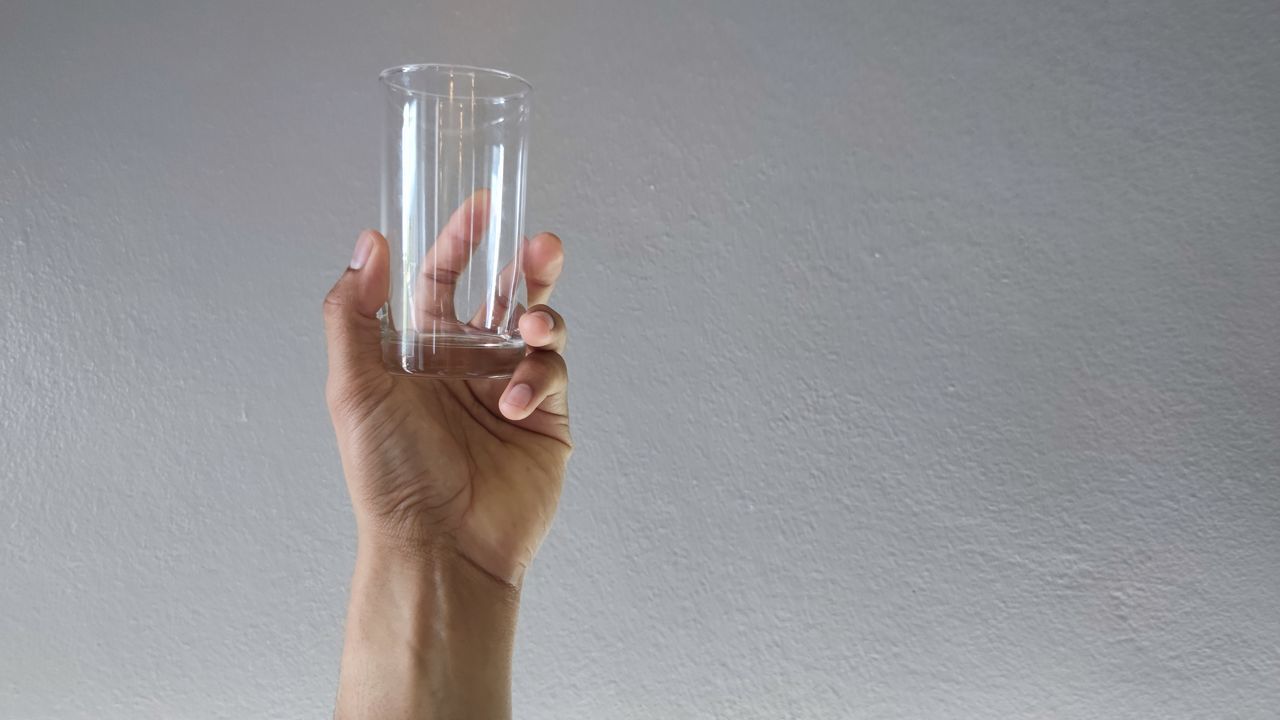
{"left": 2, "top": 1, "right": 1278, "bottom": 718}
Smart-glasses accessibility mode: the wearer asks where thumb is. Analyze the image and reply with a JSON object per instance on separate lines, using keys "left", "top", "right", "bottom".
{"left": 323, "top": 229, "right": 390, "bottom": 385}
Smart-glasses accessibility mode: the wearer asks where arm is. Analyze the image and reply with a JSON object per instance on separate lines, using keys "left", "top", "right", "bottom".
{"left": 335, "top": 542, "right": 518, "bottom": 720}
{"left": 323, "top": 227, "right": 572, "bottom": 720}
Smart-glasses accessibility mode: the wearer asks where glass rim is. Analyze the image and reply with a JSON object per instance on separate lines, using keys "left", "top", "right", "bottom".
{"left": 379, "top": 63, "right": 532, "bottom": 102}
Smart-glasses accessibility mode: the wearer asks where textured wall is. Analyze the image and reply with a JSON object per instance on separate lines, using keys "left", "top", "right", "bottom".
{"left": 2, "top": 1, "right": 1278, "bottom": 718}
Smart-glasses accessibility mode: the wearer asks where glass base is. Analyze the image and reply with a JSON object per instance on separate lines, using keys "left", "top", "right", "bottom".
{"left": 382, "top": 331, "right": 525, "bottom": 379}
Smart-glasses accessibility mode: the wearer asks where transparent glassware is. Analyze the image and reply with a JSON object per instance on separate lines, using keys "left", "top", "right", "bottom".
{"left": 379, "top": 64, "right": 532, "bottom": 378}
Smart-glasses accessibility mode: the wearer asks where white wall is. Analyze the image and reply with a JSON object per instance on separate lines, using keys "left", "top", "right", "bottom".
{"left": 2, "top": 1, "right": 1278, "bottom": 718}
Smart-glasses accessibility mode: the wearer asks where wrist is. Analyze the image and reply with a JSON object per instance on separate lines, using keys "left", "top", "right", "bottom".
{"left": 337, "top": 537, "right": 520, "bottom": 720}
{"left": 356, "top": 521, "right": 531, "bottom": 589}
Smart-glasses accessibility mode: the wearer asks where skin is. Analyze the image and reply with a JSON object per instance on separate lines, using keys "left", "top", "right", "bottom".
{"left": 324, "top": 222, "right": 571, "bottom": 720}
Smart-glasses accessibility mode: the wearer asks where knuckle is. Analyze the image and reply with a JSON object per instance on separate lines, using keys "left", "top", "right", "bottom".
{"left": 323, "top": 376, "right": 351, "bottom": 414}
{"left": 325, "top": 369, "right": 384, "bottom": 417}
{"left": 323, "top": 285, "right": 346, "bottom": 317}
{"left": 534, "top": 349, "right": 568, "bottom": 377}
{"left": 530, "top": 304, "right": 565, "bottom": 326}
{"left": 421, "top": 266, "right": 462, "bottom": 287}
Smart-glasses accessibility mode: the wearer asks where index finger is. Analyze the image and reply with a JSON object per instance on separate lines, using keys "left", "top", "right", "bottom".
{"left": 414, "top": 189, "right": 490, "bottom": 322}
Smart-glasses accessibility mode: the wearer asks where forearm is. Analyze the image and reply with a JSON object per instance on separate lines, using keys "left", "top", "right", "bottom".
{"left": 335, "top": 540, "right": 520, "bottom": 720}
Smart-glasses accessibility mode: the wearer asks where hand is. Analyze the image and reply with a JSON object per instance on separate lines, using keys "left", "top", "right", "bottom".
{"left": 323, "top": 218, "right": 571, "bottom": 588}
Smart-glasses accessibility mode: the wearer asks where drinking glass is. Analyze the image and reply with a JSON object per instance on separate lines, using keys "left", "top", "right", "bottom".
{"left": 379, "top": 64, "right": 532, "bottom": 377}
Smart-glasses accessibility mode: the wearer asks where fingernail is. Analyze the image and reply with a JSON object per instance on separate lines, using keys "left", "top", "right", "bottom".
{"left": 350, "top": 232, "right": 374, "bottom": 270}
{"left": 529, "top": 311, "right": 554, "bottom": 331}
{"left": 502, "top": 383, "right": 533, "bottom": 411}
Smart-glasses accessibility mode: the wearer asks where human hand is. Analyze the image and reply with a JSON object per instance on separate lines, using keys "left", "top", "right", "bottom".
{"left": 323, "top": 214, "right": 571, "bottom": 588}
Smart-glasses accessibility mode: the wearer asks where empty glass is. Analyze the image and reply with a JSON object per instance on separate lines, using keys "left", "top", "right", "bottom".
{"left": 379, "top": 64, "right": 532, "bottom": 378}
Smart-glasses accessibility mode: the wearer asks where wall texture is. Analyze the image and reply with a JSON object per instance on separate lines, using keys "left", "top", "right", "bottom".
{"left": 2, "top": 1, "right": 1278, "bottom": 718}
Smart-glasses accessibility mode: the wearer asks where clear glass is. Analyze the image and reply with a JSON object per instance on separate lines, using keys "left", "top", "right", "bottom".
{"left": 379, "top": 64, "right": 532, "bottom": 378}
